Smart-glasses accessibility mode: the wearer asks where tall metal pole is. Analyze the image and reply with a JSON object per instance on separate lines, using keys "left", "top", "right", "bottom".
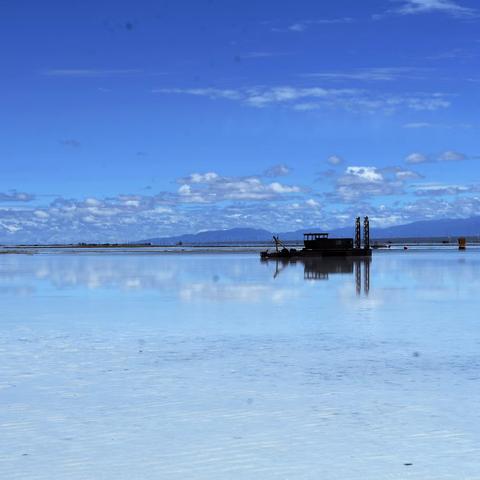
{"left": 363, "top": 216, "right": 370, "bottom": 249}
{"left": 355, "top": 217, "right": 361, "bottom": 249}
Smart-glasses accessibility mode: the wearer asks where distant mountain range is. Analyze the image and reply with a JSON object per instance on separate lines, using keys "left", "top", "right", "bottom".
{"left": 138, "top": 216, "right": 480, "bottom": 244}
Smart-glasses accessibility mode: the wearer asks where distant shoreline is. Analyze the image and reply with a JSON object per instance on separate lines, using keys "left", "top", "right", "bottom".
{"left": 1, "top": 239, "right": 479, "bottom": 255}
{"left": 1, "top": 235, "right": 480, "bottom": 250}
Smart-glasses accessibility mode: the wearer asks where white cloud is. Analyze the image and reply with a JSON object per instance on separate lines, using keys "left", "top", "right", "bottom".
{"left": 405, "top": 150, "right": 468, "bottom": 164}
{"left": 123, "top": 199, "right": 140, "bottom": 207}
{"left": 327, "top": 155, "right": 343, "bottom": 166}
{"left": 331, "top": 165, "right": 423, "bottom": 202}
{"left": 154, "top": 88, "right": 241, "bottom": 100}
{"left": 34, "top": 210, "right": 49, "bottom": 219}
{"left": 395, "top": 169, "right": 423, "bottom": 180}
{"left": 241, "top": 51, "right": 289, "bottom": 59}
{"left": 346, "top": 166, "right": 384, "bottom": 182}
{"left": 0, "top": 163, "right": 475, "bottom": 243}
{"left": 405, "top": 152, "right": 429, "bottom": 164}
{"left": 403, "top": 122, "right": 433, "bottom": 128}
{"left": 42, "top": 69, "right": 143, "bottom": 77}
{"left": 178, "top": 184, "right": 191, "bottom": 195}
{"left": 287, "top": 23, "right": 307, "bottom": 32}
{"left": 269, "top": 182, "right": 299, "bottom": 194}
{"left": 334, "top": 166, "right": 403, "bottom": 201}
{"left": 1, "top": 185, "right": 478, "bottom": 243}
{"left": 271, "top": 17, "right": 354, "bottom": 33}
{"left": 155, "top": 86, "right": 451, "bottom": 114}
{"left": 390, "top": 0, "right": 477, "bottom": 17}
{"left": 306, "top": 199, "right": 320, "bottom": 207}
{"left": 0, "top": 190, "right": 35, "bottom": 202}
{"left": 176, "top": 172, "right": 302, "bottom": 202}
{"left": 438, "top": 150, "right": 466, "bottom": 161}
{"left": 85, "top": 198, "right": 101, "bottom": 206}
{"left": 179, "top": 172, "right": 220, "bottom": 184}
{"left": 303, "top": 67, "right": 421, "bottom": 82}
{"left": 403, "top": 122, "right": 473, "bottom": 129}
{"left": 292, "top": 102, "right": 321, "bottom": 111}
{"left": 263, "top": 164, "right": 291, "bottom": 177}
{"left": 413, "top": 183, "right": 478, "bottom": 195}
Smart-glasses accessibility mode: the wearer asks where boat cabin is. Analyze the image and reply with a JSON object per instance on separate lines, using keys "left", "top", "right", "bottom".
{"left": 303, "top": 232, "right": 353, "bottom": 251}
{"left": 303, "top": 233, "right": 329, "bottom": 241}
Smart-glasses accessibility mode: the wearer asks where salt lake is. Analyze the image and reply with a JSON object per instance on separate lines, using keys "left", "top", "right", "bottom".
{"left": 1, "top": 249, "right": 479, "bottom": 479}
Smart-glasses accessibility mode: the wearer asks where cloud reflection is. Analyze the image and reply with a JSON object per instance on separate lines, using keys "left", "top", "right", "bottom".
{"left": 0, "top": 254, "right": 378, "bottom": 302}
{"left": 0, "top": 254, "right": 302, "bottom": 303}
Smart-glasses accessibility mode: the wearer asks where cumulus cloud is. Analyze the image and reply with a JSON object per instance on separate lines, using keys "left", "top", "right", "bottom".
{"left": 262, "top": 164, "right": 291, "bottom": 177}
{"left": 405, "top": 152, "right": 429, "bottom": 164}
{"left": 34, "top": 210, "right": 49, "bottom": 219}
{"left": 402, "top": 196, "right": 480, "bottom": 220}
{"left": 331, "top": 165, "right": 422, "bottom": 201}
{"left": 333, "top": 166, "right": 403, "bottom": 201}
{"left": 1, "top": 185, "right": 478, "bottom": 243}
{"left": 0, "top": 163, "right": 475, "bottom": 243}
{"left": 334, "top": 195, "right": 480, "bottom": 229}
{"left": 438, "top": 150, "right": 466, "bottom": 161}
{"left": 0, "top": 190, "right": 35, "bottom": 202}
{"left": 176, "top": 172, "right": 302, "bottom": 202}
{"left": 405, "top": 150, "right": 468, "bottom": 164}
{"left": 177, "top": 172, "right": 220, "bottom": 184}
{"left": 327, "top": 155, "right": 343, "bottom": 166}
{"left": 306, "top": 198, "right": 321, "bottom": 207}
{"left": 394, "top": 168, "right": 423, "bottom": 180}
{"left": 346, "top": 166, "right": 383, "bottom": 182}
{"left": 0, "top": 192, "right": 327, "bottom": 243}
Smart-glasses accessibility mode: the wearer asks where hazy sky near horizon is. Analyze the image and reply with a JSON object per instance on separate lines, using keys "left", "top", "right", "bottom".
{"left": 1, "top": 0, "right": 479, "bottom": 242}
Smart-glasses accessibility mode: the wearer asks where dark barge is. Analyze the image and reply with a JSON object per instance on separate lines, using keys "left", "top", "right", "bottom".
{"left": 260, "top": 216, "right": 372, "bottom": 259}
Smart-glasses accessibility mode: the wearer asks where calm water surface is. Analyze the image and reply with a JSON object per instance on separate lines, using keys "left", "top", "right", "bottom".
{"left": 1, "top": 250, "right": 479, "bottom": 479}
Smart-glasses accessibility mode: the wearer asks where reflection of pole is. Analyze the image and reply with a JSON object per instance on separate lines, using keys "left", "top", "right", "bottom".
{"left": 355, "top": 217, "right": 361, "bottom": 249}
{"left": 355, "top": 260, "right": 361, "bottom": 296}
{"left": 363, "top": 216, "right": 370, "bottom": 249}
{"left": 274, "top": 260, "right": 280, "bottom": 279}
{"left": 363, "top": 259, "right": 370, "bottom": 296}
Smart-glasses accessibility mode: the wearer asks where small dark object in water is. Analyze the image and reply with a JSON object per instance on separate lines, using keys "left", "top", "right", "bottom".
{"left": 404, "top": 246, "right": 408, "bottom": 250}
{"left": 404, "top": 463, "right": 413, "bottom": 466}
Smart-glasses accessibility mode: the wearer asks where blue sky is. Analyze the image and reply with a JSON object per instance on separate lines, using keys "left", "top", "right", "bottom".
{"left": 1, "top": 0, "right": 479, "bottom": 242}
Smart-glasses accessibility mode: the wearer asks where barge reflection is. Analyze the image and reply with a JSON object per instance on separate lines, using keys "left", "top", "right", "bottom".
{"left": 263, "top": 257, "right": 371, "bottom": 296}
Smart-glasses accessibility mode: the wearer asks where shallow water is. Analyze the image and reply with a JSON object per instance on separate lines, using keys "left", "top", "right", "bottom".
{"left": 1, "top": 250, "right": 480, "bottom": 479}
